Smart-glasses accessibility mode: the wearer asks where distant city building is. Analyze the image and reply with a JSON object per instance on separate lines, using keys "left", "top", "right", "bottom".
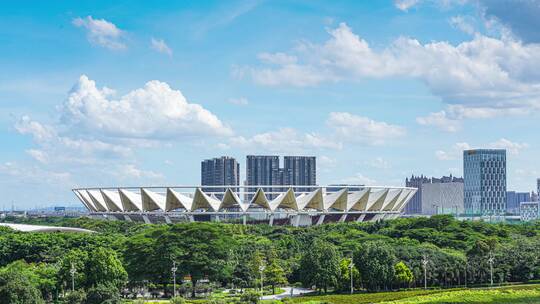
{"left": 283, "top": 156, "right": 316, "bottom": 191}
{"left": 201, "top": 156, "right": 240, "bottom": 195}
{"left": 404, "top": 175, "right": 463, "bottom": 215}
{"left": 463, "top": 149, "right": 507, "bottom": 215}
{"left": 506, "top": 191, "right": 531, "bottom": 215}
{"left": 520, "top": 202, "right": 539, "bottom": 222}
{"left": 246, "top": 155, "right": 316, "bottom": 199}
{"left": 537, "top": 178, "right": 540, "bottom": 201}
{"left": 421, "top": 181, "right": 464, "bottom": 215}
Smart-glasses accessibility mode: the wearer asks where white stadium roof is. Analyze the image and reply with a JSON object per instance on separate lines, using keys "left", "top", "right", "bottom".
{"left": 73, "top": 185, "right": 416, "bottom": 225}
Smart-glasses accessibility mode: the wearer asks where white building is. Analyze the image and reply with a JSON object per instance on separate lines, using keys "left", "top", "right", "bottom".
{"left": 421, "top": 182, "right": 464, "bottom": 215}
{"left": 520, "top": 202, "right": 539, "bottom": 222}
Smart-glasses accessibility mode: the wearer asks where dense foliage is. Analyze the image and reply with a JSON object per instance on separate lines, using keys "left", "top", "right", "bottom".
{"left": 2, "top": 215, "right": 540, "bottom": 302}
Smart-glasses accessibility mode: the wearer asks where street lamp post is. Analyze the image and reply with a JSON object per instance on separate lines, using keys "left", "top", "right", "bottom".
{"left": 422, "top": 255, "right": 429, "bottom": 290}
{"left": 171, "top": 261, "right": 178, "bottom": 297}
{"left": 259, "top": 264, "right": 266, "bottom": 294}
{"left": 349, "top": 259, "right": 354, "bottom": 294}
{"left": 69, "top": 262, "right": 76, "bottom": 292}
{"left": 488, "top": 251, "right": 494, "bottom": 286}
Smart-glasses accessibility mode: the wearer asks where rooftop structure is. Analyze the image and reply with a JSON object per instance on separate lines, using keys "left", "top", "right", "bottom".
{"left": 73, "top": 185, "right": 417, "bottom": 226}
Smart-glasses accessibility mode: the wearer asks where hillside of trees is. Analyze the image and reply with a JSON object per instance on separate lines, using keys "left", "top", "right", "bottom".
{"left": 1, "top": 215, "right": 540, "bottom": 303}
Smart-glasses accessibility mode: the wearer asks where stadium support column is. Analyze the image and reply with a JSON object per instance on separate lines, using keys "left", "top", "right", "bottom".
{"left": 339, "top": 214, "right": 347, "bottom": 222}
{"left": 269, "top": 214, "right": 274, "bottom": 226}
{"left": 356, "top": 214, "right": 366, "bottom": 222}
{"left": 316, "top": 214, "right": 325, "bottom": 225}
{"left": 243, "top": 215, "right": 246, "bottom": 225}
{"left": 123, "top": 215, "right": 133, "bottom": 222}
{"left": 142, "top": 214, "right": 152, "bottom": 224}
{"left": 164, "top": 215, "right": 172, "bottom": 224}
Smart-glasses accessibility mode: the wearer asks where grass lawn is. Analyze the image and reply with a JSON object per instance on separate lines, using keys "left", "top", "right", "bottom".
{"left": 123, "top": 284, "right": 540, "bottom": 303}
{"left": 289, "top": 284, "right": 540, "bottom": 304}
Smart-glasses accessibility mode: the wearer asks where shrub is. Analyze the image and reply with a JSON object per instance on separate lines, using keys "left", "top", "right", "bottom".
{"left": 170, "top": 296, "right": 186, "bottom": 304}
{"left": 239, "top": 290, "right": 261, "bottom": 304}
{"left": 86, "top": 283, "right": 121, "bottom": 304}
{"left": 64, "top": 289, "right": 87, "bottom": 304}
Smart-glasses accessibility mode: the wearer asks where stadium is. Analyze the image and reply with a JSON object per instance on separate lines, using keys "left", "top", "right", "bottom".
{"left": 73, "top": 185, "right": 417, "bottom": 226}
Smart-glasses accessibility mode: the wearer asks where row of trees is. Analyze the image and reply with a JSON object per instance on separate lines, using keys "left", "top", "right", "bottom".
{"left": 1, "top": 215, "right": 540, "bottom": 303}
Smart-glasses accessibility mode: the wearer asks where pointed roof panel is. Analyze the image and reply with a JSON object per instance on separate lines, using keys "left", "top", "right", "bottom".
{"left": 76, "top": 190, "right": 97, "bottom": 212}
{"left": 270, "top": 188, "right": 297, "bottom": 211}
{"left": 347, "top": 189, "right": 370, "bottom": 211}
{"left": 323, "top": 188, "right": 348, "bottom": 210}
{"left": 192, "top": 188, "right": 221, "bottom": 211}
{"left": 101, "top": 189, "right": 123, "bottom": 212}
{"left": 119, "top": 189, "right": 143, "bottom": 211}
{"left": 366, "top": 189, "right": 389, "bottom": 211}
{"left": 394, "top": 188, "right": 417, "bottom": 212}
{"left": 166, "top": 188, "right": 193, "bottom": 211}
{"left": 221, "top": 188, "right": 246, "bottom": 211}
{"left": 141, "top": 188, "right": 166, "bottom": 211}
{"left": 74, "top": 190, "right": 95, "bottom": 212}
{"left": 87, "top": 190, "right": 108, "bottom": 211}
{"left": 381, "top": 189, "right": 402, "bottom": 211}
{"left": 297, "top": 188, "right": 324, "bottom": 210}
{"left": 249, "top": 188, "right": 271, "bottom": 210}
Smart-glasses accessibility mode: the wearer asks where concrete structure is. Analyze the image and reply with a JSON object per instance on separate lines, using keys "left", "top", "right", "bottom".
{"left": 520, "top": 202, "right": 539, "bottom": 222}
{"left": 0, "top": 223, "right": 95, "bottom": 233}
{"left": 73, "top": 185, "right": 417, "bottom": 225}
{"left": 506, "top": 191, "right": 531, "bottom": 215}
{"left": 464, "top": 149, "right": 507, "bottom": 215}
{"left": 201, "top": 156, "right": 240, "bottom": 195}
{"left": 421, "top": 181, "right": 464, "bottom": 215}
{"left": 537, "top": 178, "right": 540, "bottom": 201}
{"left": 404, "top": 175, "right": 430, "bottom": 214}
{"left": 405, "top": 175, "right": 463, "bottom": 215}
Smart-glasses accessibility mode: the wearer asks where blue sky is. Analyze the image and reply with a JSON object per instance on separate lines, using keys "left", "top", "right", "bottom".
{"left": 1, "top": 0, "right": 539, "bottom": 208}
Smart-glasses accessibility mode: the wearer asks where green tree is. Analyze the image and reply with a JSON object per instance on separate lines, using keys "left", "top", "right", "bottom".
{"left": 355, "top": 241, "right": 397, "bottom": 291}
{"left": 64, "top": 289, "right": 87, "bottom": 304}
{"left": 338, "top": 258, "right": 361, "bottom": 292}
{"left": 239, "top": 290, "right": 260, "bottom": 304}
{"left": 264, "top": 259, "right": 288, "bottom": 294}
{"left": 299, "top": 239, "right": 340, "bottom": 293}
{"left": 0, "top": 268, "right": 44, "bottom": 304}
{"left": 86, "top": 283, "right": 121, "bottom": 304}
{"left": 394, "top": 261, "right": 414, "bottom": 288}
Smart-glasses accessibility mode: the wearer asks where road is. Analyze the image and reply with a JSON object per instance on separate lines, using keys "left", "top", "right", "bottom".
{"left": 261, "top": 287, "right": 314, "bottom": 300}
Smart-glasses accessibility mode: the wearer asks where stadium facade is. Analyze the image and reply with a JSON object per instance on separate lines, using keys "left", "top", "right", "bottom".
{"left": 73, "top": 185, "right": 417, "bottom": 226}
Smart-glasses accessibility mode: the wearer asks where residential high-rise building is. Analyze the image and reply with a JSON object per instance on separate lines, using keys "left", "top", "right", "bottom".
{"left": 537, "top": 178, "right": 540, "bottom": 201}
{"left": 506, "top": 191, "right": 531, "bottom": 215}
{"left": 283, "top": 156, "right": 316, "bottom": 191}
{"left": 404, "top": 174, "right": 463, "bottom": 215}
{"left": 463, "top": 149, "right": 507, "bottom": 215}
{"left": 201, "top": 156, "right": 240, "bottom": 195}
{"left": 246, "top": 155, "right": 317, "bottom": 199}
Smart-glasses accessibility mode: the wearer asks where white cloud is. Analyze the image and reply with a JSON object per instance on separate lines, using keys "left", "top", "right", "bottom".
{"left": 319, "top": 155, "right": 337, "bottom": 167}
{"left": 61, "top": 75, "right": 232, "bottom": 139}
{"left": 15, "top": 116, "right": 56, "bottom": 142}
{"left": 489, "top": 138, "right": 528, "bottom": 155}
{"left": 115, "top": 164, "right": 164, "bottom": 181}
{"left": 342, "top": 173, "right": 377, "bottom": 185}
{"left": 394, "top": 0, "right": 421, "bottom": 11}
{"left": 416, "top": 111, "right": 461, "bottom": 132}
{"left": 228, "top": 97, "right": 249, "bottom": 106}
{"left": 26, "top": 149, "right": 48, "bottom": 164}
{"left": 327, "top": 112, "right": 406, "bottom": 145}
{"left": 368, "top": 157, "right": 391, "bottom": 169}
{"left": 450, "top": 15, "right": 476, "bottom": 35}
{"left": 436, "top": 139, "right": 526, "bottom": 161}
{"left": 72, "top": 16, "right": 126, "bottom": 50}
{"left": 229, "top": 128, "right": 341, "bottom": 153}
{"left": 436, "top": 142, "right": 471, "bottom": 160}
{"left": 245, "top": 22, "right": 540, "bottom": 120}
{"left": 258, "top": 52, "right": 298, "bottom": 65}
{"left": 151, "top": 38, "right": 173, "bottom": 56}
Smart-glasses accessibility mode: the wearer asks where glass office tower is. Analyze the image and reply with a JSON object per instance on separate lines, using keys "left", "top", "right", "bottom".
{"left": 463, "top": 149, "right": 506, "bottom": 215}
